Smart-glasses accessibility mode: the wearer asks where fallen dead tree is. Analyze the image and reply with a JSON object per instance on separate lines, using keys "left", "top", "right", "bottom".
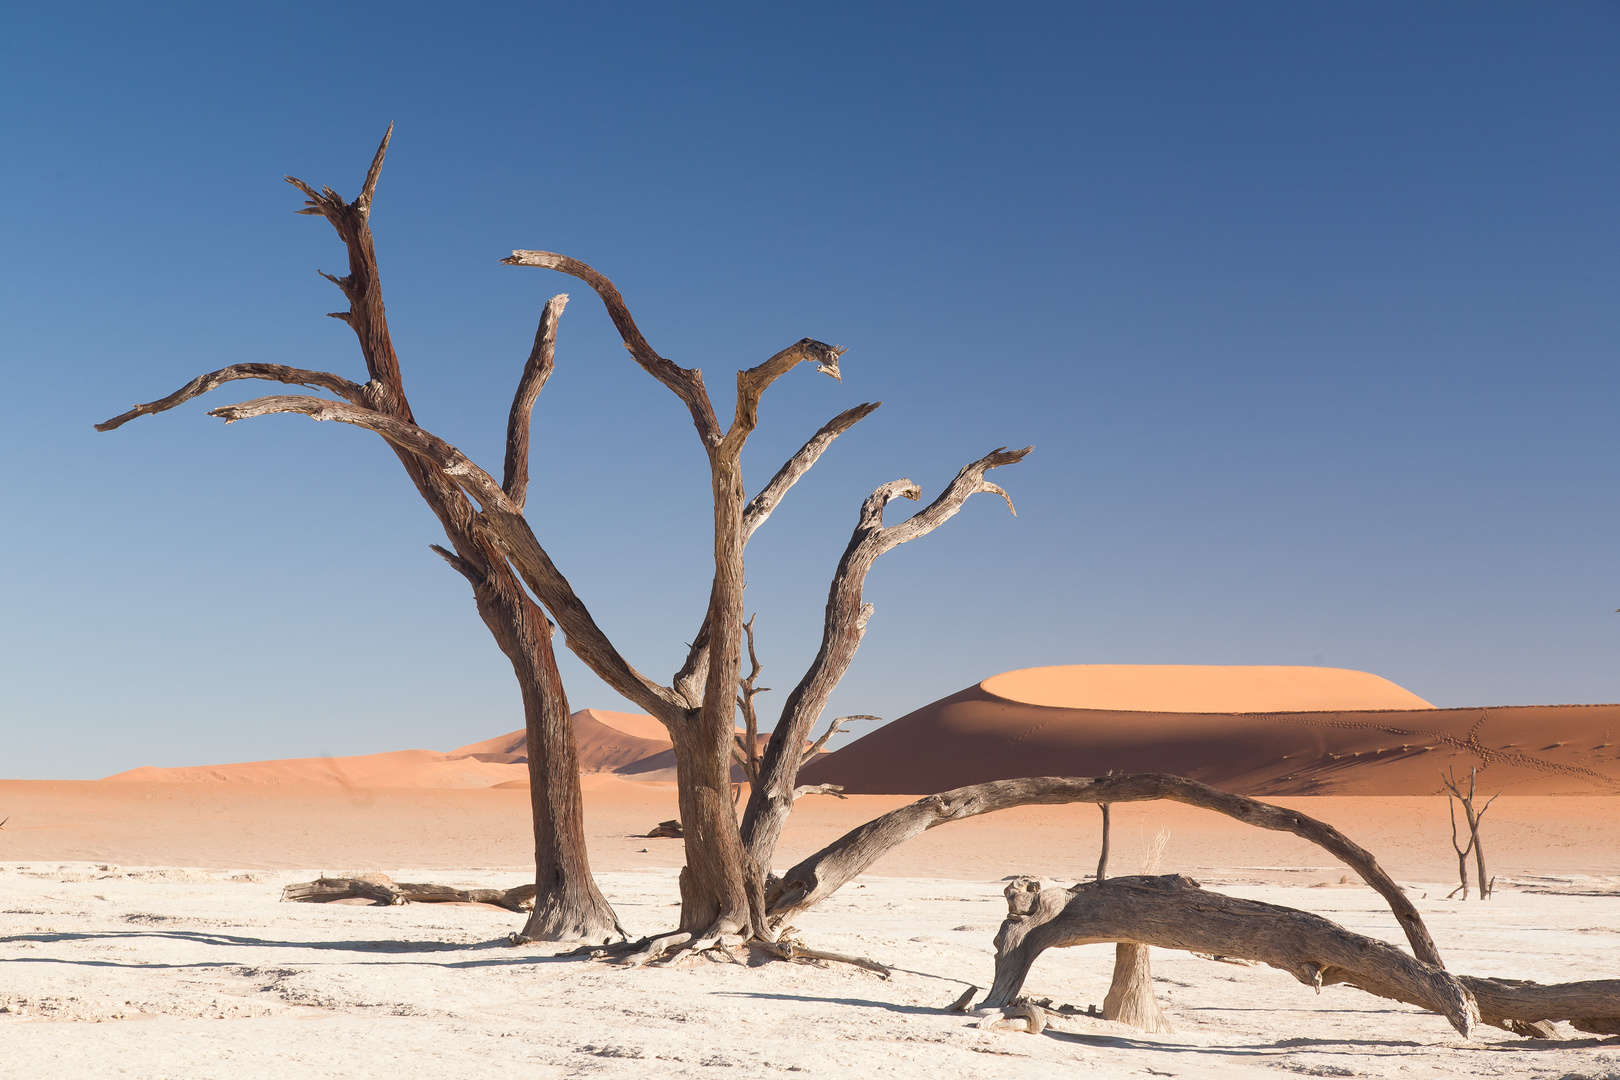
{"left": 978, "top": 874, "right": 1620, "bottom": 1039}
{"left": 282, "top": 875, "right": 537, "bottom": 913}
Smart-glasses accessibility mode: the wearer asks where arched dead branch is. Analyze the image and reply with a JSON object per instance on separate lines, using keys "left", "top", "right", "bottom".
{"left": 765, "top": 773, "right": 1443, "bottom": 968}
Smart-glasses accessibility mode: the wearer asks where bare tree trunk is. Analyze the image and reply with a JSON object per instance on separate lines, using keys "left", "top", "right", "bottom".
{"left": 1445, "top": 795, "right": 1473, "bottom": 900}
{"left": 1095, "top": 803, "right": 1110, "bottom": 880}
{"left": 740, "top": 450, "right": 1030, "bottom": 882}
{"left": 476, "top": 578, "right": 622, "bottom": 943}
{"left": 1102, "top": 942, "right": 1172, "bottom": 1032}
{"left": 1443, "top": 768, "right": 1499, "bottom": 901}
{"left": 97, "top": 130, "right": 620, "bottom": 942}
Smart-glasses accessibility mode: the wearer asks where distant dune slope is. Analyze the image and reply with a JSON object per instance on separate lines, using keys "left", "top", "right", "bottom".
{"left": 800, "top": 666, "right": 1620, "bottom": 796}
{"left": 101, "top": 708, "right": 757, "bottom": 787}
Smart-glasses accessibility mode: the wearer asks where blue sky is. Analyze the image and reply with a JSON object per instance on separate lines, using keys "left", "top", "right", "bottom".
{"left": 3, "top": 2, "right": 1616, "bottom": 779}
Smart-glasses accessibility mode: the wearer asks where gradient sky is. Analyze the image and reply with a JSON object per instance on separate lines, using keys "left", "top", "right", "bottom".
{"left": 3, "top": 2, "right": 1616, "bottom": 780}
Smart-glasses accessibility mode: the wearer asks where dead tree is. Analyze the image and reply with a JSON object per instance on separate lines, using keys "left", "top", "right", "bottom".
{"left": 1442, "top": 767, "right": 1499, "bottom": 899}
{"left": 102, "top": 130, "right": 1030, "bottom": 955}
{"left": 982, "top": 874, "right": 1620, "bottom": 1039}
{"left": 1445, "top": 793, "right": 1476, "bottom": 900}
{"left": 96, "top": 129, "right": 621, "bottom": 943}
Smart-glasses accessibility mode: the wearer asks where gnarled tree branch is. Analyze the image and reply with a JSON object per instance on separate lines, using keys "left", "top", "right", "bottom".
{"left": 802, "top": 714, "right": 878, "bottom": 768}
{"left": 95, "top": 364, "right": 370, "bottom": 431}
{"left": 671, "top": 401, "right": 882, "bottom": 708}
{"left": 723, "top": 339, "right": 846, "bottom": 456}
{"left": 504, "top": 293, "right": 568, "bottom": 510}
{"left": 204, "top": 392, "right": 687, "bottom": 724}
{"left": 502, "top": 250, "right": 721, "bottom": 447}
{"left": 286, "top": 124, "right": 408, "bottom": 413}
{"left": 740, "top": 446, "right": 1033, "bottom": 875}
{"left": 742, "top": 402, "right": 881, "bottom": 543}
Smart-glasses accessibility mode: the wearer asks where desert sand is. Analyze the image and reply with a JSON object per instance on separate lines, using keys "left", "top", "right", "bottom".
{"left": 103, "top": 707, "right": 762, "bottom": 788}
{"left": 8, "top": 665, "right": 1620, "bottom": 1077}
{"left": 4, "top": 780, "right": 1620, "bottom": 1078}
{"left": 803, "top": 666, "right": 1620, "bottom": 796}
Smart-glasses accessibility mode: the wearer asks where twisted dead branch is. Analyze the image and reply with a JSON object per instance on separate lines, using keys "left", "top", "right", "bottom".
{"left": 983, "top": 873, "right": 1620, "bottom": 1039}
{"left": 764, "top": 773, "right": 1444, "bottom": 969}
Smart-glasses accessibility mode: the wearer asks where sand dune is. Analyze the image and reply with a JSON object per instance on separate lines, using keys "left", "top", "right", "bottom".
{"left": 101, "top": 708, "right": 669, "bottom": 788}
{"left": 103, "top": 666, "right": 1620, "bottom": 797}
{"left": 102, "top": 708, "right": 754, "bottom": 788}
{"left": 801, "top": 666, "right": 1620, "bottom": 796}
{"left": 982, "top": 663, "right": 1435, "bottom": 712}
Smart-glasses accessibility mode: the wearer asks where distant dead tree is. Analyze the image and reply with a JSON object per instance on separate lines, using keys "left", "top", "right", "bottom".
{"left": 97, "top": 127, "right": 620, "bottom": 943}
{"left": 1442, "top": 767, "right": 1499, "bottom": 900}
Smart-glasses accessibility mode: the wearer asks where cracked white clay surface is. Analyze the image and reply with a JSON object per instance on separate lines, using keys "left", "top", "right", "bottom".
{"left": 4, "top": 863, "right": 1619, "bottom": 1079}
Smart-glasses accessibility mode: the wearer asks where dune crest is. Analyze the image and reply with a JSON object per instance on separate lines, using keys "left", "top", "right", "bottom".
{"left": 981, "top": 664, "right": 1434, "bottom": 713}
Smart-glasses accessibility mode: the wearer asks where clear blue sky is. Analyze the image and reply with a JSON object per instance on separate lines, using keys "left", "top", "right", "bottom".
{"left": 3, "top": 2, "right": 1616, "bottom": 780}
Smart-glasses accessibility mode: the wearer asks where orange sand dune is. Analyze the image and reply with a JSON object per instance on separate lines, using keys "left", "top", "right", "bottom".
{"left": 102, "top": 708, "right": 674, "bottom": 788}
{"left": 103, "top": 708, "right": 764, "bottom": 788}
{"left": 983, "top": 664, "right": 1435, "bottom": 712}
{"left": 802, "top": 665, "right": 1620, "bottom": 797}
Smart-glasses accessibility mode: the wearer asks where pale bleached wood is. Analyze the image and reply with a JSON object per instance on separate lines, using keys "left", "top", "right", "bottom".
{"left": 282, "top": 876, "right": 539, "bottom": 913}
{"left": 984, "top": 874, "right": 1620, "bottom": 1038}
{"left": 985, "top": 874, "right": 1478, "bottom": 1037}
{"left": 95, "top": 364, "right": 370, "bottom": 431}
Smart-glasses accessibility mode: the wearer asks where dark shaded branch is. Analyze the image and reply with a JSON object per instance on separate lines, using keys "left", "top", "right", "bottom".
{"left": 205, "top": 393, "right": 686, "bottom": 724}
{"left": 504, "top": 293, "right": 568, "bottom": 510}
{"left": 741, "top": 446, "right": 1032, "bottom": 874}
{"left": 95, "top": 364, "right": 369, "bottom": 431}
{"left": 502, "top": 250, "right": 720, "bottom": 446}
{"left": 742, "top": 402, "right": 881, "bottom": 543}
{"left": 764, "top": 773, "right": 1445, "bottom": 969}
